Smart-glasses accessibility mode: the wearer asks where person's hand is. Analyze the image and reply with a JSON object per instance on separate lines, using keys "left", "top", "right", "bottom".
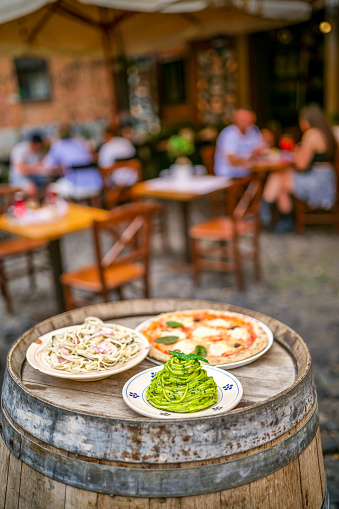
{"left": 251, "top": 145, "right": 267, "bottom": 158}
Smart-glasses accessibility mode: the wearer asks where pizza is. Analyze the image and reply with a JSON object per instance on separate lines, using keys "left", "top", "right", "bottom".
{"left": 138, "top": 309, "right": 270, "bottom": 365}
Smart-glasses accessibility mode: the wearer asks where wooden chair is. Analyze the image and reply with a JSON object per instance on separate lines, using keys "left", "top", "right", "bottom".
{"left": 100, "top": 159, "right": 143, "bottom": 209}
{"left": 295, "top": 148, "right": 339, "bottom": 234}
{"left": 0, "top": 185, "right": 48, "bottom": 312}
{"left": 60, "top": 201, "right": 156, "bottom": 310}
{"left": 189, "top": 176, "right": 262, "bottom": 291}
{"left": 100, "top": 159, "right": 170, "bottom": 252}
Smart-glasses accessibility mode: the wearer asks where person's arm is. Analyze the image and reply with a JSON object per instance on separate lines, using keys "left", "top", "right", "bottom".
{"left": 227, "top": 153, "right": 250, "bottom": 167}
{"left": 294, "top": 130, "right": 318, "bottom": 171}
{"left": 13, "top": 158, "right": 44, "bottom": 176}
{"left": 222, "top": 129, "right": 251, "bottom": 168}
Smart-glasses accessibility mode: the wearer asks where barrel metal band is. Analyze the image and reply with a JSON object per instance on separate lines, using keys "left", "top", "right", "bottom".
{"left": 0, "top": 401, "right": 319, "bottom": 498}
{"left": 321, "top": 483, "right": 329, "bottom": 509}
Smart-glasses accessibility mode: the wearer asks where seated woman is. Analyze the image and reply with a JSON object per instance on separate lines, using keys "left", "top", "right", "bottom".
{"left": 262, "top": 104, "right": 337, "bottom": 232}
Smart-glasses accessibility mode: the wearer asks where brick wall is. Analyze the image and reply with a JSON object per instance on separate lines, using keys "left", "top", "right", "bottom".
{"left": 0, "top": 57, "right": 113, "bottom": 156}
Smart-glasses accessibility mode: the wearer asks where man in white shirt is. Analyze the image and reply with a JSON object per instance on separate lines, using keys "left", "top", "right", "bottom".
{"left": 214, "top": 109, "right": 263, "bottom": 178}
{"left": 98, "top": 125, "right": 137, "bottom": 187}
{"left": 10, "top": 133, "right": 48, "bottom": 196}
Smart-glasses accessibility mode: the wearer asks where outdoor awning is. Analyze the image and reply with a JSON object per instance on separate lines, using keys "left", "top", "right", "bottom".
{"left": 0, "top": 0, "right": 314, "bottom": 58}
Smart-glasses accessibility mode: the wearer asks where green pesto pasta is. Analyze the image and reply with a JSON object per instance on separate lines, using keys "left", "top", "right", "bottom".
{"left": 146, "top": 354, "right": 218, "bottom": 413}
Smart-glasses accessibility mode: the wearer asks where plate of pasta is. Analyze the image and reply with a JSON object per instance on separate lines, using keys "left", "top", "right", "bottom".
{"left": 122, "top": 359, "right": 243, "bottom": 419}
{"left": 26, "top": 317, "right": 149, "bottom": 381}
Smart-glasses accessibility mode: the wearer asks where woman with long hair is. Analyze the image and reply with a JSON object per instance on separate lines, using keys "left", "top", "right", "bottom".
{"left": 262, "top": 104, "right": 337, "bottom": 232}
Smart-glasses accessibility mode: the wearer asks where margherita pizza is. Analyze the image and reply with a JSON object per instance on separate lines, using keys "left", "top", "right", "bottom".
{"left": 138, "top": 310, "right": 270, "bottom": 365}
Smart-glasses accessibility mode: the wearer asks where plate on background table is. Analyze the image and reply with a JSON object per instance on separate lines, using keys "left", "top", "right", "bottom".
{"left": 135, "top": 311, "right": 274, "bottom": 370}
{"left": 122, "top": 365, "right": 243, "bottom": 419}
{"left": 26, "top": 323, "right": 149, "bottom": 381}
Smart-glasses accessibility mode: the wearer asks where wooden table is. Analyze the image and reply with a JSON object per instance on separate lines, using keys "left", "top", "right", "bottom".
{"left": 0, "top": 203, "right": 110, "bottom": 312}
{"left": 249, "top": 155, "right": 292, "bottom": 173}
{"left": 132, "top": 176, "right": 232, "bottom": 262}
{"left": 0, "top": 299, "right": 326, "bottom": 507}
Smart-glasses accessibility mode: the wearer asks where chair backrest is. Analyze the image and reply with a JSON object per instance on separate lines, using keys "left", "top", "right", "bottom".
{"left": 0, "top": 184, "right": 21, "bottom": 214}
{"left": 232, "top": 177, "right": 263, "bottom": 221}
{"left": 100, "top": 159, "right": 142, "bottom": 209}
{"left": 92, "top": 201, "right": 155, "bottom": 291}
{"left": 200, "top": 145, "right": 216, "bottom": 175}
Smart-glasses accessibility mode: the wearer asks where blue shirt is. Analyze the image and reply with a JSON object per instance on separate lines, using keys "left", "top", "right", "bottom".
{"left": 214, "top": 124, "right": 262, "bottom": 178}
{"left": 45, "top": 137, "right": 102, "bottom": 191}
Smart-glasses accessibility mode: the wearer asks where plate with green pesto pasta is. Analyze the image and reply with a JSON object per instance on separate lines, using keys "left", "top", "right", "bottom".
{"left": 122, "top": 353, "right": 243, "bottom": 419}
{"left": 26, "top": 317, "right": 149, "bottom": 381}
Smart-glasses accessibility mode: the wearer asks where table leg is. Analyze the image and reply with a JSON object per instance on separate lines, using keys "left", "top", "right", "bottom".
{"left": 180, "top": 201, "right": 191, "bottom": 263}
{"left": 48, "top": 239, "right": 66, "bottom": 313}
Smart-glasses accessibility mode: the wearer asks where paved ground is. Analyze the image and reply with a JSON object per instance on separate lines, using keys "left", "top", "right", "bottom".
{"left": 0, "top": 199, "right": 338, "bottom": 505}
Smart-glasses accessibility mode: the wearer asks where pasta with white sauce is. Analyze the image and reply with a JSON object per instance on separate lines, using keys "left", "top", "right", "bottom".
{"left": 44, "top": 317, "right": 143, "bottom": 373}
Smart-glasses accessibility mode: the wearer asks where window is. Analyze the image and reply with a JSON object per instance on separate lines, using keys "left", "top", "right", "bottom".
{"left": 14, "top": 57, "right": 51, "bottom": 102}
{"left": 159, "top": 59, "right": 187, "bottom": 105}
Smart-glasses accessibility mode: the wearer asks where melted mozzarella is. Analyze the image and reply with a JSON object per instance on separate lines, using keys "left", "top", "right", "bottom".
{"left": 192, "top": 326, "right": 220, "bottom": 339}
{"left": 180, "top": 317, "right": 195, "bottom": 327}
{"left": 209, "top": 342, "right": 232, "bottom": 357}
{"left": 228, "top": 327, "right": 249, "bottom": 341}
{"left": 172, "top": 340, "right": 195, "bottom": 354}
{"left": 161, "top": 329, "right": 187, "bottom": 340}
{"left": 207, "top": 318, "right": 233, "bottom": 328}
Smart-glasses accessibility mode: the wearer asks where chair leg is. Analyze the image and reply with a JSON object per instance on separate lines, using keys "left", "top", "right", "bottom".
{"left": 191, "top": 238, "right": 200, "bottom": 286}
{"left": 143, "top": 273, "right": 150, "bottom": 299}
{"left": 63, "top": 284, "right": 75, "bottom": 311}
{"left": 295, "top": 202, "right": 304, "bottom": 234}
{"left": 158, "top": 212, "right": 170, "bottom": 254}
{"left": 26, "top": 251, "right": 36, "bottom": 290}
{"left": 117, "top": 286, "right": 124, "bottom": 300}
{"left": 232, "top": 241, "right": 245, "bottom": 291}
{"left": 0, "top": 260, "right": 12, "bottom": 313}
{"left": 253, "top": 236, "right": 261, "bottom": 280}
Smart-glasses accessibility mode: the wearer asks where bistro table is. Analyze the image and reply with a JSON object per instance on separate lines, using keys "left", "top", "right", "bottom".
{"left": 132, "top": 175, "right": 232, "bottom": 262}
{"left": 0, "top": 203, "right": 110, "bottom": 312}
{"left": 248, "top": 152, "right": 293, "bottom": 173}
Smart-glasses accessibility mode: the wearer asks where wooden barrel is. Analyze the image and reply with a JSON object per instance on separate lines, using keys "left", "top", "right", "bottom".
{"left": 0, "top": 299, "right": 328, "bottom": 509}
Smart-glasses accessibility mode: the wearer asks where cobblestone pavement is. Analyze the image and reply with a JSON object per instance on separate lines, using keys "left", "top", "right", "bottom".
{"left": 0, "top": 199, "right": 338, "bottom": 505}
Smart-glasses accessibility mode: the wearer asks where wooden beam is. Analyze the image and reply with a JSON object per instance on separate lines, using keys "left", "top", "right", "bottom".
{"left": 108, "top": 12, "right": 136, "bottom": 30}
{"left": 26, "top": 1, "right": 61, "bottom": 44}
{"left": 55, "top": 3, "right": 101, "bottom": 29}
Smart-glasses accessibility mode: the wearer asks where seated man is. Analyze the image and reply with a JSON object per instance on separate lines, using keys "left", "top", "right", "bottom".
{"left": 98, "top": 125, "right": 137, "bottom": 187}
{"left": 214, "top": 108, "right": 264, "bottom": 178}
{"left": 45, "top": 124, "right": 102, "bottom": 201}
{"left": 9, "top": 133, "right": 49, "bottom": 197}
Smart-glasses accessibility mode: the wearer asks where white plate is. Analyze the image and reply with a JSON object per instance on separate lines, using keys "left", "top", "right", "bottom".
{"left": 135, "top": 311, "right": 274, "bottom": 370}
{"left": 26, "top": 324, "right": 149, "bottom": 381}
{"left": 122, "top": 365, "right": 243, "bottom": 419}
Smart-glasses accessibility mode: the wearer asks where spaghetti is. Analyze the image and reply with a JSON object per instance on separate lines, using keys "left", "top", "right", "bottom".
{"left": 44, "top": 317, "right": 143, "bottom": 373}
{"left": 146, "top": 354, "right": 218, "bottom": 412}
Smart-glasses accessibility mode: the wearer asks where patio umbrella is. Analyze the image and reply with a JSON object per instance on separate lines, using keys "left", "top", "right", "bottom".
{"left": 0, "top": 0, "right": 313, "bottom": 111}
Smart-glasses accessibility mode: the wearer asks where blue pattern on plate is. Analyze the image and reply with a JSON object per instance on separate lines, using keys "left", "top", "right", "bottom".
{"left": 223, "top": 384, "right": 233, "bottom": 390}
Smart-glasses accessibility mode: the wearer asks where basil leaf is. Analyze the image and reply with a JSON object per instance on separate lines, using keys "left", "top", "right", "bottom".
{"left": 166, "top": 321, "right": 184, "bottom": 328}
{"left": 155, "top": 336, "right": 179, "bottom": 344}
{"left": 195, "top": 345, "right": 207, "bottom": 358}
{"left": 169, "top": 350, "right": 187, "bottom": 360}
{"left": 187, "top": 353, "right": 209, "bottom": 363}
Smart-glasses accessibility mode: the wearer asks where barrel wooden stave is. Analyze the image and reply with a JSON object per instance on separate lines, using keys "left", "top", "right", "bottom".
{"left": 0, "top": 431, "right": 326, "bottom": 509}
{"left": 0, "top": 299, "right": 328, "bottom": 508}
